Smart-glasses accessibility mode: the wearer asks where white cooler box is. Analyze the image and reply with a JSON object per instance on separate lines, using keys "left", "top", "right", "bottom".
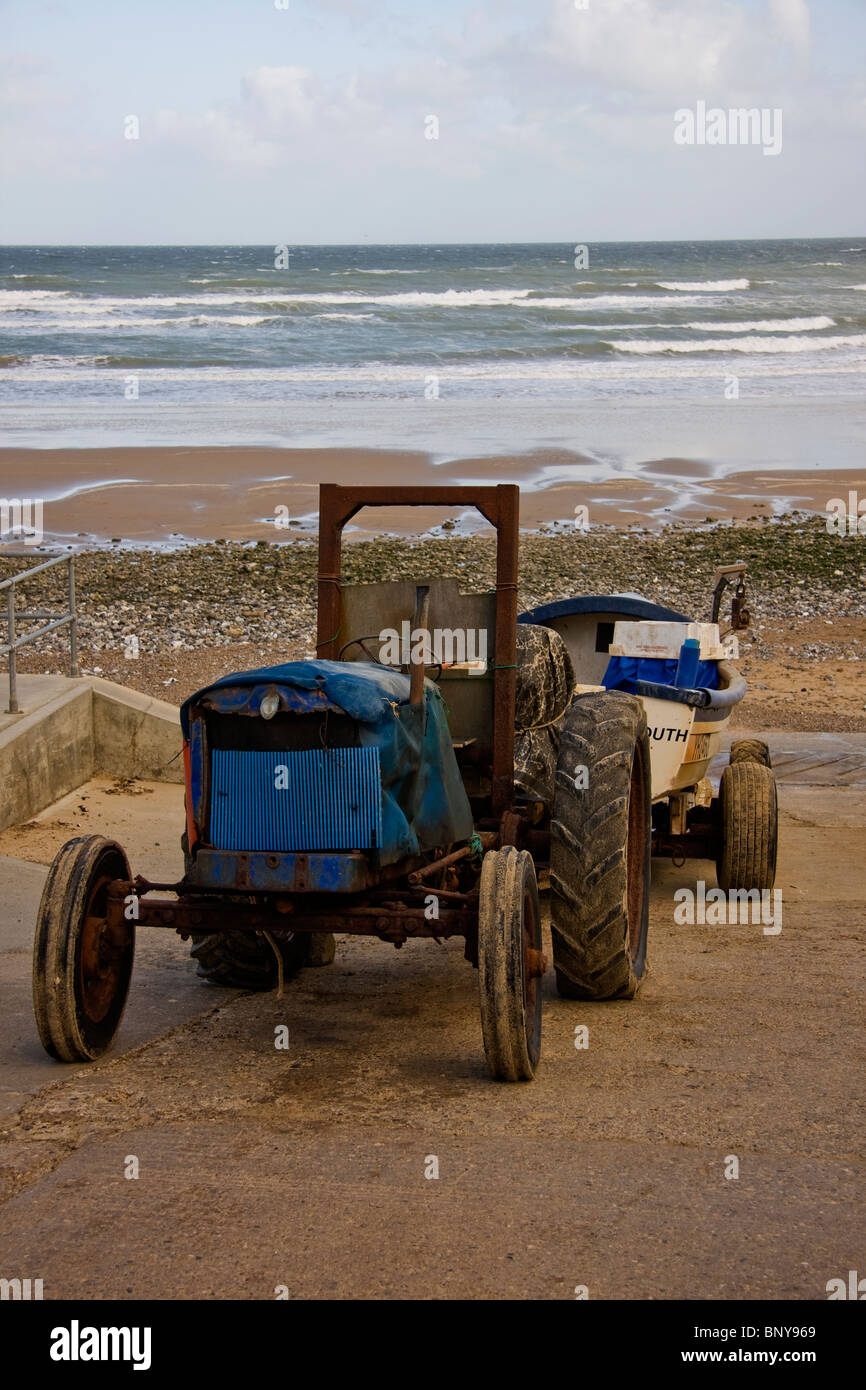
{"left": 609, "top": 620, "right": 738, "bottom": 662}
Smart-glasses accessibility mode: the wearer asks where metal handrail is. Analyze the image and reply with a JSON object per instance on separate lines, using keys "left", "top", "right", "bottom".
{"left": 0, "top": 551, "right": 79, "bottom": 713}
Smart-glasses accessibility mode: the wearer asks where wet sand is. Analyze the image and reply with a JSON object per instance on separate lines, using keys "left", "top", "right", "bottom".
{"left": 1, "top": 447, "right": 863, "bottom": 544}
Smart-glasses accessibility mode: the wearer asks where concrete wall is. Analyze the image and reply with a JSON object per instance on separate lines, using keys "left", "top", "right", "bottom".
{"left": 90, "top": 679, "right": 183, "bottom": 785}
{"left": 0, "top": 685, "right": 94, "bottom": 830}
{"left": 0, "top": 677, "right": 184, "bottom": 832}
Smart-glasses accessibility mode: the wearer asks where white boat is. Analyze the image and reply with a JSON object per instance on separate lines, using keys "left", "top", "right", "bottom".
{"left": 518, "top": 591, "right": 746, "bottom": 800}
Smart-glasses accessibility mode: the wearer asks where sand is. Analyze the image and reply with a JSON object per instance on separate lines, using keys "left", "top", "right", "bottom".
{"left": 1, "top": 446, "right": 864, "bottom": 543}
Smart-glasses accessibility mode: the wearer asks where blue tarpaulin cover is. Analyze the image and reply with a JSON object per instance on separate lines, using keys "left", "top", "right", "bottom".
{"left": 181, "top": 660, "right": 474, "bottom": 866}
{"left": 602, "top": 655, "right": 720, "bottom": 694}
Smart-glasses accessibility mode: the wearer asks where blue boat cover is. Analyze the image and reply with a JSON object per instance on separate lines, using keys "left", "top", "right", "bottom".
{"left": 602, "top": 655, "right": 719, "bottom": 694}
{"left": 181, "top": 660, "right": 474, "bottom": 866}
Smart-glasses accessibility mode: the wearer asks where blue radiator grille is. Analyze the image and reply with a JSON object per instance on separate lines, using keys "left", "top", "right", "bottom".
{"left": 209, "top": 747, "right": 382, "bottom": 852}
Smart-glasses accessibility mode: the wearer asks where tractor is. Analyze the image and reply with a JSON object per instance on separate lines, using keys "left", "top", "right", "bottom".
{"left": 31, "top": 484, "right": 775, "bottom": 1081}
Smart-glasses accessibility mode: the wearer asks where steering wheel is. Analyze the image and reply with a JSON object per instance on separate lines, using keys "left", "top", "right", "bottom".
{"left": 337, "top": 635, "right": 443, "bottom": 682}
{"left": 337, "top": 635, "right": 390, "bottom": 664}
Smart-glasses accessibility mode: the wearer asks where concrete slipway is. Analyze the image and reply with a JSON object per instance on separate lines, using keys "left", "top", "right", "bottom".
{"left": 0, "top": 706, "right": 863, "bottom": 1300}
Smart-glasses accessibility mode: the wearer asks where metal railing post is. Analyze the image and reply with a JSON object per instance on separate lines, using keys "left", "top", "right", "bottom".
{"left": 7, "top": 584, "right": 17, "bottom": 713}
{"left": 68, "top": 556, "right": 79, "bottom": 676}
{"left": 1, "top": 550, "right": 80, "bottom": 711}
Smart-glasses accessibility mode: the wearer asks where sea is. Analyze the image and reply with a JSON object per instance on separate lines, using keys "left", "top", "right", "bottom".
{"left": 1, "top": 239, "right": 865, "bottom": 464}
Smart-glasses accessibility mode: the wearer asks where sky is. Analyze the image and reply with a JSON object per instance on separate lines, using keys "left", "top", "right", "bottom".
{"left": 1, "top": 0, "right": 864, "bottom": 243}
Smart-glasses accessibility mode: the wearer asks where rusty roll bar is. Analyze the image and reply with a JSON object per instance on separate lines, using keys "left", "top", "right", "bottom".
{"left": 315, "top": 484, "right": 519, "bottom": 816}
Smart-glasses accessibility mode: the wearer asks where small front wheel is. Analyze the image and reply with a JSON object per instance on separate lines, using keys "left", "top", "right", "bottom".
{"left": 716, "top": 761, "right": 778, "bottom": 892}
{"left": 32, "top": 836, "right": 134, "bottom": 1062}
{"left": 477, "top": 847, "right": 545, "bottom": 1082}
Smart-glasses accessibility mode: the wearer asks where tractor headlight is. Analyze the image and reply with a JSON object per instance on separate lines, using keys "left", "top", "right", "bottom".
{"left": 260, "top": 689, "right": 280, "bottom": 720}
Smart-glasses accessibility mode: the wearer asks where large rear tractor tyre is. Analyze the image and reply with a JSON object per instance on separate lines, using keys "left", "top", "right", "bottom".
{"left": 716, "top": 761, "right": 778, "bottom": 892}
{"left": 189, "top": 930, "right": 328, "bottom": 989}
{"left": 729, "top": 739, "right": 772, "bottom": 768}
{"left": 478, "top": 847, "right": 545, "bottom": 1082}
{"left": 306, "top": 932, "right": 337, "bottom": 967}
{"left": 550, "top": 691, "right": 652, "bottom": 1000}
{"left": 32, "top": 835, "right": 135, "bottom": 1062}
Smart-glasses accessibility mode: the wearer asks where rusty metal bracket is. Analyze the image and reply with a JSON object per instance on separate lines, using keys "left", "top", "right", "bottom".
{"left": 108, "top": 883, "right": 478, "bottom": 946}
{"left": 711, "top": 562, "right": 750, "bottom": 631}
{"left": 407, "top": 831, "right": 497, "bottom": 886}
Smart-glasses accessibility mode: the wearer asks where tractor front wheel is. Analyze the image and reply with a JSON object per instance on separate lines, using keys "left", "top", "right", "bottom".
{"left": 477, "top": 846, "right": 544, "bottom": 1082}
{"left": 32, "top": 835, "right": 135, "bottom": 1062}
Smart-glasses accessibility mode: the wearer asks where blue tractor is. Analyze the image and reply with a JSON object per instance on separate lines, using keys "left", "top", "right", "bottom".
{"left": 32, "top": 484, "right": 657, "bottom": 1081}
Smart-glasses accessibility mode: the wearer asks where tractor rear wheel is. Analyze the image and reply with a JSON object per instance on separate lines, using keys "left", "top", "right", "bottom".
{"left": 729, "top": 738, "right": 772, "bottom": 768}
{"left": 716, "top": 761, "right": 778, "bottom": 891}
{"left": 477, "top": 847, "right": 544, "bottom": 1081}
{"left": 550, "top": 691, "right": 652, "bottom": 1000}
{"left": 33, "top": 835, "right": 135, "bottom": 1061}
{"left": 190, "top": 930, "right": 332, "bottom": 989}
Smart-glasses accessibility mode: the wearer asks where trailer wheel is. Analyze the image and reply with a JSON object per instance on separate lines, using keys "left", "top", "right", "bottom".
{"left": 716, "top": 761, "right": 778, "bottom": 892}
{"left": 32, "top": 836, "right": 135, "bottom": 1062}
{"left": 729, "top": 739, "right": 772, "bottom": 768}
{"left": 478, "top": 847, "right": 544, "bottom": 1081}
{"left": 189, "top": 930, "right": 320, "bottom": 989}
{"left": 550, "top": 691, "right": 651, "bottom": 1000}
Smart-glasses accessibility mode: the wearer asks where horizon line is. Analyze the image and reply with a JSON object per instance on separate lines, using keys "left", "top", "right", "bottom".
{"left": 2, "top": 235, "right": 863, "bottom": 250}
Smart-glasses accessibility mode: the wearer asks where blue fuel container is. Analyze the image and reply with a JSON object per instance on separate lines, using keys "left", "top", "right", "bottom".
{"left": 674, "top": 637, "right": 700, "bottom": 689}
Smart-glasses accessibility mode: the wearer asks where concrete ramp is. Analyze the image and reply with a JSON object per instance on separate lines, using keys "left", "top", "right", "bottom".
{"left": 717, "top": 730, "right": 866, "bottom": 787}
{"left": 0, "top": 674, "right": 182, "bottom": 831}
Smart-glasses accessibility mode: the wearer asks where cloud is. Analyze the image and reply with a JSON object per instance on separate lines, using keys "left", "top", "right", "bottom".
{"left": 0, "top": 53, "right": 96, "bottom": 179}
{"left": 133, "top": 2, "right": 854, "bottom": 204}
{"left": 241, "top": 67, "right": 321, "bottom": 128}
{"left": 544, "top": 0, "right": 815, "bottom": 107}
{"left": 152, "top": 58, "right": 491, "bottom": 179}
{"left": 154, "top": 67, "right": 328, "bottom": 170}
{"left": 769, "top": 0, "right": 811, "bottom": 59}
{"left": 546, "top": 0, "right": 752, "bottom": 102}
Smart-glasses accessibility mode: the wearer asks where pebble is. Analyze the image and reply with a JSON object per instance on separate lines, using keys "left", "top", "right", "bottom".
{"left": 1, "top": 517, "right": 862, "bottom": 658}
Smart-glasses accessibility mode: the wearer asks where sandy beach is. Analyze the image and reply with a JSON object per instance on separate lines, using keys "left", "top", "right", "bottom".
{"left": 1, "top": 445, "right": 865, "bottom": 544}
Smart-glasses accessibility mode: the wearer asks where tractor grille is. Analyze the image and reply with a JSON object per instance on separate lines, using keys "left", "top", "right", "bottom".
{"left": 209, "top": 747, "right": 383, "bottom": 852}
